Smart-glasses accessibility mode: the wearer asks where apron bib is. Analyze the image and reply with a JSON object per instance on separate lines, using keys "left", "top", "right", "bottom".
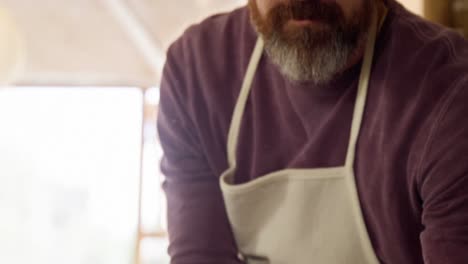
{"left": 220, "top": 8, "right": 385, "bottom": 264}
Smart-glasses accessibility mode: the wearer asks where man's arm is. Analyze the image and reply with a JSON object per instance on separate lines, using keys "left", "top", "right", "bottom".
{"left": 418, "top": 77, "right": 468, "bottom": 263}
{"left": 157, "top": 44, "right": 242, "bottom": 264}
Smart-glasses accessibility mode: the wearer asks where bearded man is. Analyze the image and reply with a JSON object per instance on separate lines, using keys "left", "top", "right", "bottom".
{"left": 158, "top": 0, "right": 468, "bottom": 263}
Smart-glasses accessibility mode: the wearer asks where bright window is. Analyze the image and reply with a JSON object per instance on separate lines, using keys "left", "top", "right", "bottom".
{"left": 0, "top": 87, "right": 166, "bottom": 263}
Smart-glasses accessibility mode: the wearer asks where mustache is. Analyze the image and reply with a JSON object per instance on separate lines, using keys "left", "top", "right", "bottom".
{"left": 267, "top": 1, "right": 345, "bottom": 27}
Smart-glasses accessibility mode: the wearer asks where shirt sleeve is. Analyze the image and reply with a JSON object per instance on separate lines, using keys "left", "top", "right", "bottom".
{"left": 157, "top": 44, "right": 243, "bottom": 264}
{"left": 418, "top": 77, "right": 468, "bottom": 264}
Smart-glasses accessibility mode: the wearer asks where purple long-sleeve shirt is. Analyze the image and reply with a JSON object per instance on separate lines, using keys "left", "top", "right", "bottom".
{"left": 158, "top": 1, "right": 468, "bottom": 263}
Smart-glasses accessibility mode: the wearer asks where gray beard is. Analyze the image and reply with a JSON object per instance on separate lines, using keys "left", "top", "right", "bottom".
{"left": 263, "top": 30, "right": 358, "bottom": 85}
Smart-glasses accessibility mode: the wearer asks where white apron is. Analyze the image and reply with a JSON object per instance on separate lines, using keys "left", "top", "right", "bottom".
{"left": 220, "top": 8, "right": 385, "bottom": 264}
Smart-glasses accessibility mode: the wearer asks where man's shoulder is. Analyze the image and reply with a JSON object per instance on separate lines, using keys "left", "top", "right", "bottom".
{"left": 389, "top": 3, "right": 468, "bottom": 73}
{"left": 167, "top": 6, "right": 253, "bottom": 61}
{"left": 161, "top": 6, "right": 255, "bottom": 125}
{"left": 379, "top": 4, "right": 468, "bottom": 145}
{"left": 383, "top": 2, "right": 468, "bottom": 98}
{"left": 186, "top": 6, "right": 249, "bottom": 40}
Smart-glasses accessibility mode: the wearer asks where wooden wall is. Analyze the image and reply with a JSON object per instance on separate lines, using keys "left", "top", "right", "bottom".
{"left": 423, "top": 0, "right": 452, "bottom": 26}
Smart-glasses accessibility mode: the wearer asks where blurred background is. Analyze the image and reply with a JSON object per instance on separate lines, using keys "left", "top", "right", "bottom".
{"left": 0, "top": 1, "right": 464, "bottom": 264}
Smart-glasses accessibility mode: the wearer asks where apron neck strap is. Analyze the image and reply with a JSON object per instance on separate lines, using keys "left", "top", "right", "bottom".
{"left": 344, "top": 7, "right": 383, "bottom": 169}
{"left": 227, "top": 37, "right": 264, "bottom": 167}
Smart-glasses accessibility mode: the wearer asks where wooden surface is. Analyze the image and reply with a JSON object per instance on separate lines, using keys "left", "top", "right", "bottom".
{"left": 453, "top": 0, "right": 468, "bottom": 36}
{"left": 423, "top": 0, "right": 453, "bottom": 26}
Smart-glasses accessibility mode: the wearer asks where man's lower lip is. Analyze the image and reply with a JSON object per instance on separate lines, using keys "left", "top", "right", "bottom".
{"left": 289, "top": 19, "right": 323, "bottom": 26}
